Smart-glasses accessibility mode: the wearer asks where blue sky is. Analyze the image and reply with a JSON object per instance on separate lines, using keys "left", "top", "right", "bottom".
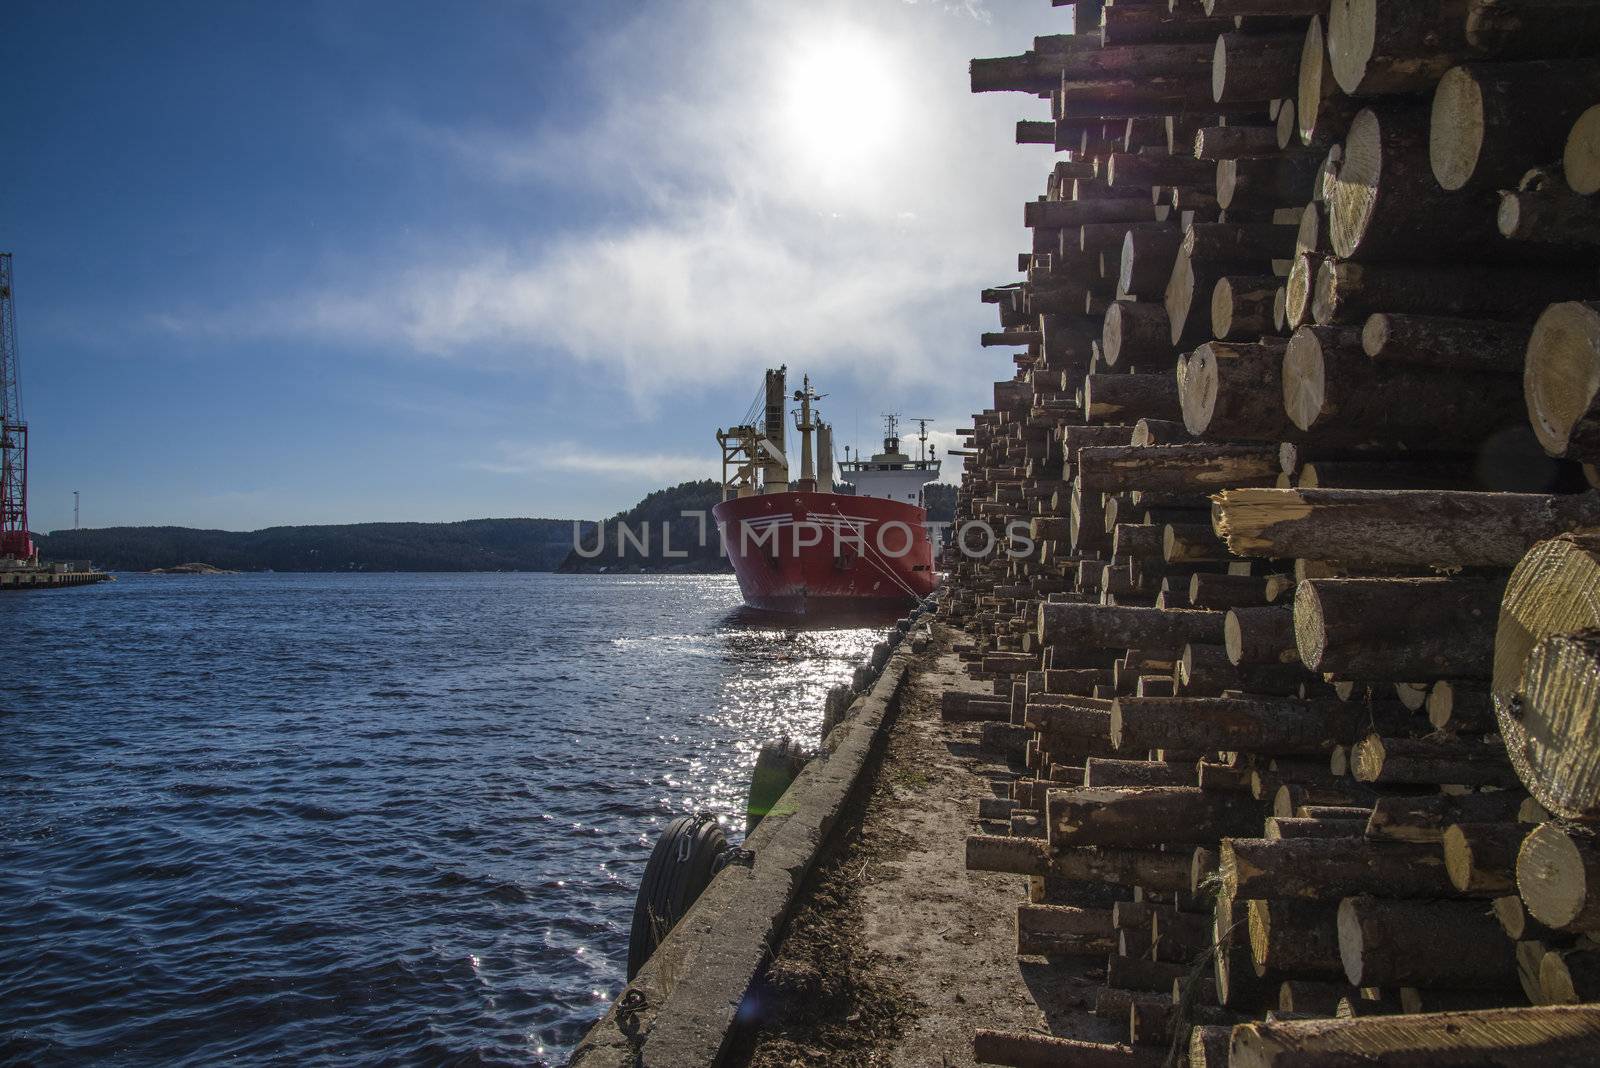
{"left": 4, "top": 0, "right": 1060, "bottom": 531}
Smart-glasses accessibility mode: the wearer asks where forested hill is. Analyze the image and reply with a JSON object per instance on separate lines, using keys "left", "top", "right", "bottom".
{"left": 36, "top": 518, "right": 586, "bottom": 573}
{"left": 558, "top": 480, "right": 729, "bottom": 571}
{"left": 35, "top": 479, "right": 959, "bottom": 573}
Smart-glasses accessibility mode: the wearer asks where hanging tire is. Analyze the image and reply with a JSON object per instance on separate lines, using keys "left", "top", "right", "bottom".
{"left": 745, "top": 737, "right": 811, "bottom": 834}
{"left": 626, "top": 813, "right": 728, "bottom": 979}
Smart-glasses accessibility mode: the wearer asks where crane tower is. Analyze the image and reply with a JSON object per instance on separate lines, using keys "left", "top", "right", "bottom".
{"left": 1, "top": 253, "right": 33, "bottom": 562}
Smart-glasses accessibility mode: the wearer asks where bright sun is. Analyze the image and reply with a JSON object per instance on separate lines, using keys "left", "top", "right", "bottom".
{"left": 778, "top": 24, "right": 903, "bottom": 189}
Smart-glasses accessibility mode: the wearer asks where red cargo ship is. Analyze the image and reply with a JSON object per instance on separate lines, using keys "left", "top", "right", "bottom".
{"left": 713, "top": 368, "right": 940, "bottom": 614}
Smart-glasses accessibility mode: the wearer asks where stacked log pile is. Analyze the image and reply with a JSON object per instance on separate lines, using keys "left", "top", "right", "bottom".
{"left": 945, "top": 1, "right": 1600, "bottom": 1064}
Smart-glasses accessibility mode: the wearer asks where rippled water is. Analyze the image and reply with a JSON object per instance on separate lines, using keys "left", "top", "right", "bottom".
{"left": 0, "top": 573, "right": 890, "bottom": 1066}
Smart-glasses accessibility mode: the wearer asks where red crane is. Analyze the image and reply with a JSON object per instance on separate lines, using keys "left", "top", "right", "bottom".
{"left": 0, "top": 253, "right": 33, "bottom": 562}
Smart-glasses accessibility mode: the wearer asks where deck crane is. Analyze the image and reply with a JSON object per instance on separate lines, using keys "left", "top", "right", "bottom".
{"left": 1, "top": 253, "right": 34, "bottom": 562}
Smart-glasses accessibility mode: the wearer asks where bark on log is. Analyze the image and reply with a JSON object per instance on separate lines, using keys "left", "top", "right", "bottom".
{"left": 1294, "top": 576, "right": 1504, "bottom": 679}
{"left": 1117, "top": 228, "right": 1186, "bottom": 304}
{"left": 1427, "top": 680, "right": 1496, "bottom": 733}
{"left": 1213, "top": 488, "right": 1600, "bottom": 569}
{"left": 1180, "top": 340, "right": 1289, "bottom": 440}
{"left": 1222, "top": 836, "right": 1461, "bottom": 901}
{"left": 1266, "top": 816, "right": 1366, "bottom": 839}
{"left": 1337, "top": 895, "right": 1518, "bottom": 988}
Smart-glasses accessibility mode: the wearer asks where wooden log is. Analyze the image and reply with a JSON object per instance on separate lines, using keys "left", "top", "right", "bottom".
{"left": 1039, "top": 600, "right": 1224, "bottom": 650}
{"left": 1465, "top": 0, "right": 1600, "bottom": 59}
{"left": 1295, "top": 576, "right": 1503, "bottom": 679}
{"left": 1219, "top": 154, "right": 1323, "bottom": 211}
{"left": 1541, "top": 947, "right": 1600, "bottom": 1004}
{"left": 1518, "top": 822, "right": 1600, "bottom": 933}
{"left": 1027, "top": 199, "right": 1155, "bottom": 229}
{"left": 1444, "top": 821, "right": 1527, "bottom": 895}
{"left": 1566, "top": 105, "right": 1600, "bottom": 196}
{"left": 1189, "top": 572, "right": 1274, "bottom": 611}
{"left": 1113, "top": 695, "right": 1410, "bottom": 757}
{"left": 1188, "top": 1025, "right": 1230, "bottom": 1068}
{"left": 943, "top": 692, "right": 1013, "bottom": 723}
{"left": 1493, "top": 532, "right": 1600, "bottom": 817}
{"left": 1101, "top": 6, "right": 1232, "bottom": 46}
{"left": 1249, "top": 899, "right": 1345, "bottom": 979}
{"left": 1213, "top": 32, "right": 1303, "bottom": 103}
{"left": 1337, "top": 895, "right": 1517, "bottom": 988}
{"left": 1526, "top": 303, "right": 1600, "bottom": 464}
{"left": 1187, "top": 221, "right": 1299, "bottom": 266}
{"left": 1194, "top": 124, "right": 1278, "bottom": 159}
{"left": 1317, "top": 259, "right": 1595, "bottom": 326}
{"left": 1222, "top": 604, "right": 1299, "bottom": 661}
{"left": 1164, "top": 523, "right": 1229, "bottom": 566}
{"left": 1109, "top": 151, "right": 1215, "bottom": 190}
{"left": 1361, "top": 312, "right": 1530, "bottom": 374}
{"left": 1212, "top": 275, "right": 1281, "bottom": 340}
{"left": 1430, "top": 60, "right": 1600, "bottom": 194}
{"left": 1229, "top": 1005, "right": 1600, "bottom": 1068}
{"left": 1351, "top": 733, "right": 1516, "bottom": 790}
{"left": 1101, "top": 300, "right": 1176, "bottom": 369}
{"left": 1296, "top": 16, "right": 1360, "bottom": 149}
{"left": 1084, "top": 757, "right": 1195, "bottom": 788}
{"left": 1329, "top": 106, "right": 1498, "bottom": 262}
{"left": 1183, "top": 642, "right": 1304, "bottom": 695}
{"left": 1180, "top": 340, "right": 1288, "bottom": 440}
{"left": 1499, "top": 183, "right": 1600, "bottom": 250}
{"left": 1221, "top": 837, "right": 1460, "bottom": 901}
{"left": 1117, "top": 229, "right": 1186, "bottom": 304}
{"left": 1213, "top": 488, "right": 1600, "bottom": 569}
{"left": 1017, "top": 903, "right": 1116, "bottom": 956}
{"left": 1365, "top": 792, "right": 1527, "bottom": 844}
{"left": 1108, "top": 954, "right": 1192, "bottom": 993}
{"left": 1326, "top": 0, "right": 1471, "bottom": 97}
{"left": 1077, "top": 444, "right": 1279, "bottom": 494}
{"left": 1083, "top": 374, "right": 1183, "bottom": 424}
{"left": 1427, "top": 680, "right": 1496, "bottom": 733}
{"left": 1266, "top": 816, "right": 1366, "bottom": 839}
{"left": 1048, "top": 785, "right": 1263, "bottom": 848}
{"left": 973, "top": 1030, "right": 1163, "bottom": 1068}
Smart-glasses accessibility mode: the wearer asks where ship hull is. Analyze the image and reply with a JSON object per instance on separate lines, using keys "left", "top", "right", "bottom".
{"left": 713, "top": 491, "right": 938, "bottom": 614}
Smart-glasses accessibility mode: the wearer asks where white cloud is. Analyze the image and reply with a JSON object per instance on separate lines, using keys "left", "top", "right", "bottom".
{"left": 477, "top": 442, "right": 709, "bottom": 485}
{"left": 154, "top": 1, "right": 1053, "bottom": 412}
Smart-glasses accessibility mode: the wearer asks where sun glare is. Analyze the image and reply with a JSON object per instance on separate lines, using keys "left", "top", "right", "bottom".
{"left": 779, "top": 24, "right": 903, "bottom": 190}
